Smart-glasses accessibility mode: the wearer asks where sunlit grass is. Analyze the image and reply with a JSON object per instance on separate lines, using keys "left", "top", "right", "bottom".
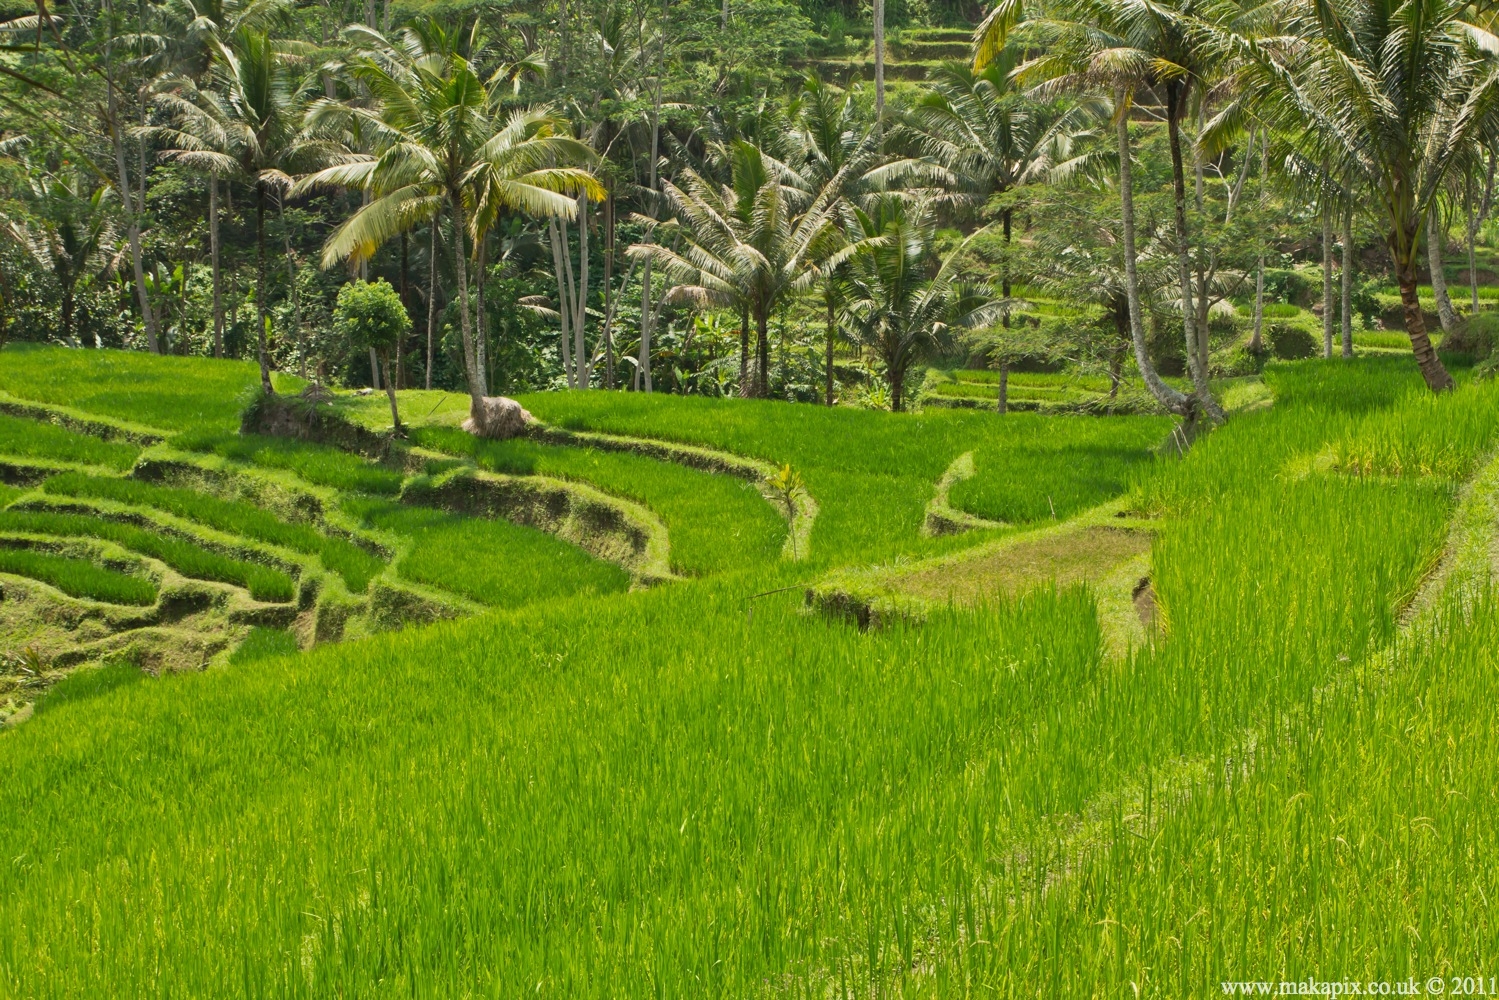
{"left": 0, "top": 546, "right": 156, "bottom": 605}
{"left": 0, "top": 413, "right": 140, "bottom": 471}
{"left": 174, "top": 430, "right": 405, "bottom": 495}
{"left": 344, "top": 498, "right": 631, "bottom": 607}
{"left": 0, "top": 508, "right": 295, "bottom": 602}
{"left": 41, "top": 472, "right": 381, "bottom": 592}
{"left": 411, "top": 426, "right": 785, "bottom": 576}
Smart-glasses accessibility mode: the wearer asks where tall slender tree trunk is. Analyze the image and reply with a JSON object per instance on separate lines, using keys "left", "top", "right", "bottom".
{"left": 107, "top": 82, "right": 159, "bottom": 352}
{"left": 738, "top": 307, "right": 750, "bottom": 398}
{"left": 448, "top": 194, "right": 483, "bottom": 411}
{"left": 425, "top": 219, "right": 437, "bottom": 390}
{"left": 1428, "top": 210, "right": 1457, "bottom": 332}
{"left": 1116, "top": 96, "right": 1190, "bottom": 417}
{"left": 1341, "top": 210, "right": 1354, "bottom": 359}
{"left": 210, "top": 173, "right": 223, "bottom": 358}
{"left": 398, "top": 230, "right": 409, "bottom": 387}
{"left": 574, "top": 195, "right": 590, "bottom": 388}
{"left": 383, "top": 350, "right": 401, "bottom": 432}
{"left": 1001, "top": 207, "right": 1011, "bottom": 327}
{"left": 603, "top": 189, "right": 616, "bottom": 388}
{"left": 475, "top": 230, "right": 489, "bottom": 395}
{"left": 280, "top": 203, "right": 305, "bottom": 378}
{"left": 638, "top": 34, "right": 663, "bottom": 394}
{"left": 1467, "top": 173, "right": 1480, "bottom": 314}
{"left": 254, "top": 186, "right": 272, "bottom": 393}
{"left": 1395, "top": 230, "right": 1455, "bottom": 392}
{"left": 756, "top": 309, "right": 769, "bottom": 398}
{"left": 1165, "top": 85, "right": 1219, "bottom": 423}
{"left": 1250, "top": 137, "right": 1268, "bottom": 353}
{"left": 873, "top": 0, "right": 885, "bottom": 118}
{"left": 550, "top": 218, "right": 575, "bottom": 388}
{"left": 825, "top": 294, "right": 836, "bottom": 406}
{"left": 1322, "top": 208, "right": 1334, "bottom": 358}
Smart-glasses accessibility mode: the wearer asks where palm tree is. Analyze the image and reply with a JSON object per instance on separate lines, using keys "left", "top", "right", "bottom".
{"left": 167, "top": 27, "right": 323, "bottom": 392}
{"left": 906, "top": 53, "right": 1086, "bottom": 326}
{"left": 295, "top": 36, "right": 599, "bottom": 420}
{"left": 14, "top": 171, "right": 120, "bottom": 347}
{"left": 976, "top": 0, "right": 1231, "bottom": 422}
{"left": 843, "top": 195, "right": 1000, "bottom": 411}
{"left": 632, "top": 140, "right": 845, "bottom": 399}
{"left": 1240, "top": 0, "right": 1499, "bottom": 391}
{"left": 973, "top": 2, "right": 1196, "bottom": 420}
{"left": 789, "top": 72, "right": 881, "bottom": 405}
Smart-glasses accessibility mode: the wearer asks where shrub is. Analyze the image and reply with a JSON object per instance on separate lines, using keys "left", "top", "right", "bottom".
{"left": 1441, "top": 312, "right": 1499, "bottom": 362}
{"left": 1148, "top": 313, "right": 1188, "bottom": 376}
{"left": 1267, "top": 321, "right": 1318, "bottom": 359}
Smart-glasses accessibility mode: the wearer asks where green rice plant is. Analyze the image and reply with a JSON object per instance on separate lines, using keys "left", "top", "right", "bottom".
{"left": 0, "top": 509, "right": 295, "bottom": 602}
{"left": 228, "top": 628, "right": 301, "bottom": 665}
{"left": 33, "top": 661, "right": 144, "bottom": 716}
{"left": 0, "top": 413, "right": 140, "bottom": 471}
{"left": 1323, "top": 379, "right": 1499, "bottom": 479}
{"left": 41, "top": 472, "right": 381, "bottom": 592}
{"left": 514, "top": 392, "right": 1172, "bottom": 565}
{"left": 410, "top": 426, "right": 785, "bottom": 576}
{"left": 0, "top": 343, "right": 302, "bottom": 433}
{"left": 344, "top": 498, "right": 630, "bottom": 606}
{"left": 0, "top": 546, "right": 156, "bottom": 605}
{"left": 173, "top": 430, "right": 404, "bottom": 495}
{"left": 948, "top": 418, "right": 1169, "bottom": 522}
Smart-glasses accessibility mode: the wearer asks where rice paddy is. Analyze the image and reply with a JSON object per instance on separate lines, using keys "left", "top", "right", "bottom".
{"left": 0, "top": 546, "right": 157, "bottom": 605}
{"left": 0, "top": 345, "right": 1494, "bottom": 994}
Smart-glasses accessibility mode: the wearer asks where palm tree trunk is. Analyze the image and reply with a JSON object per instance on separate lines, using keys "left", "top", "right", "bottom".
{"left": 104, "top": 44, "right": 159, "bottom": 355}
{"left": 279, "top": 203, "right": 305, "bottom": 379}
{"left": 383, "top": 349, "right": 401, "bottom": 433}
{"left": 370, "top": 348, "right": 381, "bottom": 390}
{"left": 873, "top": 0, "right": 885, "bottom": 119}
{"left": 756, "top": 309, "right": 769, "bottom": 398}
{"left": 1322, "top": 208, "right": 1334, "bottom": 358}
{"left": 1395, "top": 231, "right": 1455, "bottom": 392}
{"left": 448, "top": 193, "right": 483, "bottom": 410}
{"left": 1164, "top": 84, "right": 1220, "bottom": 423}
{"left": 399, "top": 230, "right": 409, "bottom": 387}
{"left": 1250, "top": 137, "right": 1268, "bottom": 354}
{"left": 425, "top": 219, "right": 437, "bottom": 390}
{"left": 550, "top": 218, "right": 575, "bottom": 389}
{"left": 604, "top": 189, "right": 616, "bottom": 388}
{"left": 1467, "top": 173, "right": 1480, "bottom": 314}
{"left": 1001, "top": 208, "right": 1011, "bottom": 328}
{"left": 1428, "top": 210, "right": 1457, "bottom": 332}
{"left": 738, "top": 306, "right": 750, "bottom": 398}
{"left": 575, "top": 195, "right": 590, "bottom": 389}
{"left": 210, "top": 173, "right": 223, "bottom": 359}
{"left": 1341, "top": 209, "right": 1354, "bottom": 359}
{"left": 825, "top": 294, "right": 836, "bottom": 406}
{"left": 475, "top": 230, "right": 489, "bottom": 396}
{"left": 889, "top": 357, "right": 903, "bottom": 411}
{"left": 255, "top": 185, "right": 272, "bottom": 394}
{"left": 1116, "top": 96, "right": 1191, "bottom": 418}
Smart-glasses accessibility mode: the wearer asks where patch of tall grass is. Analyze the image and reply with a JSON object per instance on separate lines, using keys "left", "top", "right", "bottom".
{"left": 949, "top": 419, "right": 1170, "bottom": 522}
{"left": 344, "top": 498, "right": 631, "bottom": 606}
{"left": 0, "top": 343, "right": 301, "bottom": 433}
{"left": 174, "top": 431, "right": 404, "bottom": 495}
{"left": 515, "top": 392, "right": 1171, "bottom": 564}
{"left": 0, "top": 413, "right": 140, "bottom": 471}
{"left": 412, "top": 426, "right": 784, "bottom": 575}
{"left": 228, "top": 628, "right": 301, "bottom": 665}
{"left": 0, "top": 546, "right": 156, "bottom": 605}
{"left": 0, "top": 509, "right": 295, "bottom": 602}
{"left": 1324, "top": 379, "right": 1499, "bottom": 479}
{"left": 41, "top": 472, "right": 381, "bottom": 592}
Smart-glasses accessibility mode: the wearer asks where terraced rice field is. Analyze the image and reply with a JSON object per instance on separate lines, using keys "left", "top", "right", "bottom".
{"left": 0, "top": 346, "right": 1495, "bottom": 994}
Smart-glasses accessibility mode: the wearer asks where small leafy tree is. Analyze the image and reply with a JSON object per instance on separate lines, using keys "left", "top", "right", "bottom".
{"left": 762, "top": 463, "right": 808, "bottom": 558}
{"left": 334, "top": 279, "right": 410, "bottom": 434}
